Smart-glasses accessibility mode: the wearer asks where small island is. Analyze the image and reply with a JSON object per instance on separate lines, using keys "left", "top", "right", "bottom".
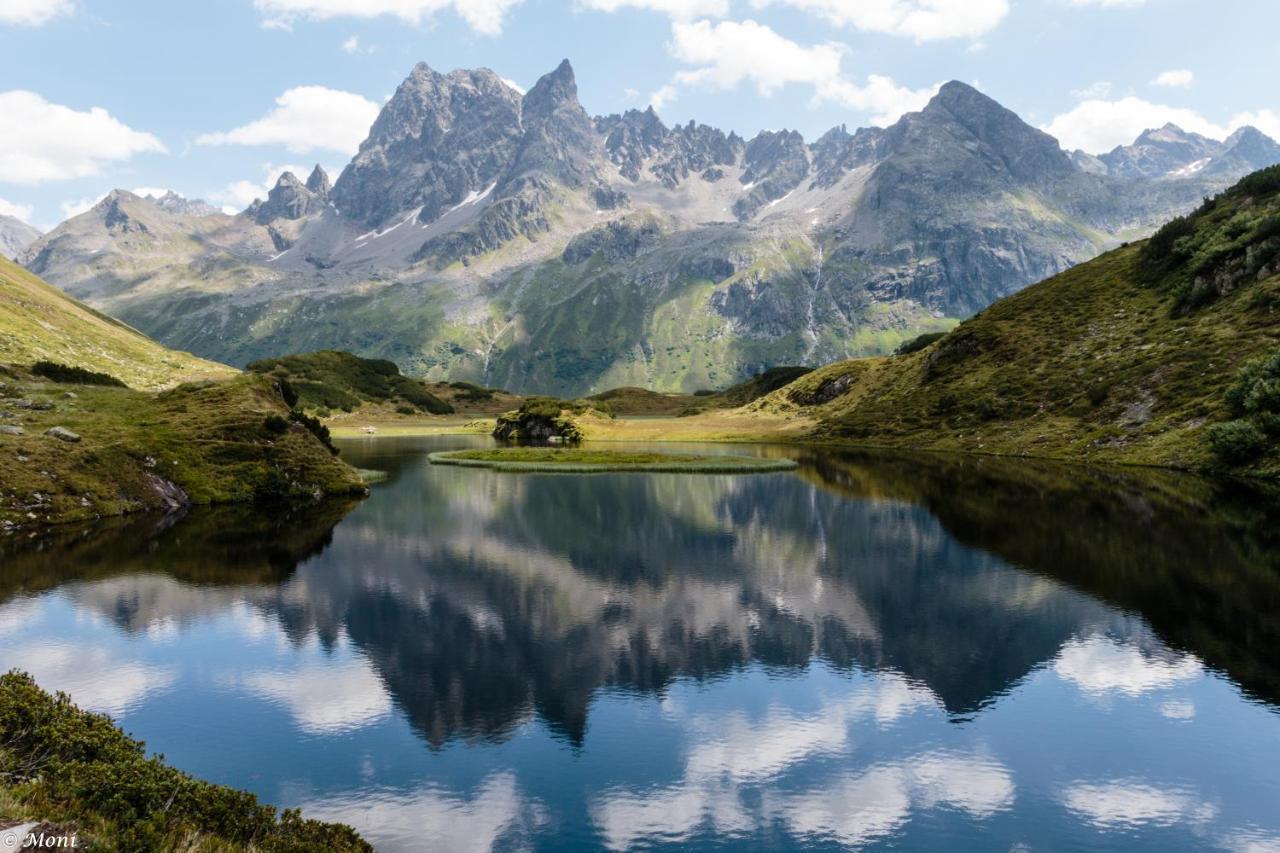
{"left": 428, "top": 448, "right": 799, "bottom": 474}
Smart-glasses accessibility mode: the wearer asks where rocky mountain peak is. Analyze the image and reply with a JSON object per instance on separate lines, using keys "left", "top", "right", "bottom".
{"left": 522, "top": 59, "right": 578, "bottom": 118}
{"left": 250, "top": 171, "right": 325, "bottom": 224}
{"left": 305, "top": 165, "right": 331, "bottom": 197}
{"left": 508, "top": 59, "right": 599, "bottom": 187}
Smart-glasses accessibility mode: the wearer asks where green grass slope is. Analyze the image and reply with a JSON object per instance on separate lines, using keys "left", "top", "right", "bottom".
{"left": 0, "top": 256, "right": 233, "bottom": 390}
{"left": 0, "top": 369, "right": 366, "bottom": 529}
{"left": 760, "top": 167, "right": 1280, "bottom": 476}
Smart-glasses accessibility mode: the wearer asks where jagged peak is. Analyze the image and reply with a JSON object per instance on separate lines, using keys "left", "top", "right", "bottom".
{"left": 925, "top": 80, "right": 1004, "bottom": 118}
{"left": 274, "top": 171, "right": 304, "bottom": 189}
{"left": 306, "top": 164, "right": 331, "bottom": 196}
{"left": 523, "top": 58, "right": 580, "bottom": 115}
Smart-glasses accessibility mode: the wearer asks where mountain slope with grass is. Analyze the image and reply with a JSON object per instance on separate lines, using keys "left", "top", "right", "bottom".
{"left": 756, "top": 166, "right": 1280, "bottom": 476}
{"left": 0, "top": 255, "right": 232, "bottom": 391}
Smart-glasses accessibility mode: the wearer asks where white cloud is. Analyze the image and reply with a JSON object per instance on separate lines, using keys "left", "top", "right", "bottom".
{"left": 1043, "top": 97, "right": 1230, "bottom": 153}
{"left": 1152, "top": 69, "right": 1194, "bottom": 88}
{"left": 1071, "top": 80, "right": 1112, "bottom": 100}
{"left": 0, "top": 196, "right": 34, "bottom": 222}
{"left": 195, "top": 85, "right": 379, "bottom": 155}
{"left": 658, "top": 20, "right": 937, "bottom": 126}
{"left": 1068, "top": 0, "right": 1149, "bottom": 6}
{"left": 0, "top": 0, "right": 73, "bottom": 26}
{"left": 578, "top": 0, "right": 728, "bottom": 18}
{"left": 210, "top": 162, "right": 312, "bottom": 211}
{"left": 0, "top": 91, "right": 165, "bottom": 185}
{"left": 253, "top": 0, "right": 523, "bottom": 36}
{"left": 750, "top": 0, "right": 1009, "bottom": 41}
{"left": 59, "top": 194, "right": 106, "bottom": 220}
{"left": 341, "top": 34, "right": 359, "bottom": 52}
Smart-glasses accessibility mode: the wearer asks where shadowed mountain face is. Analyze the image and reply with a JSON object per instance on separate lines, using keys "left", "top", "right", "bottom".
{"left": 21, "top": 63, "right": 1280, "bottom": 395}
{"left": 6, "top": 440, "right": 1278, "bottom": 750}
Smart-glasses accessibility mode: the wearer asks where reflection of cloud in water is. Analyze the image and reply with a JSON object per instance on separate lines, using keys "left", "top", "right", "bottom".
{"left": 0, "top": 641, "right": 176, "bottom": 716}
{"left": 240, "top": 658, "right": 392, "bottom": 735}
{"left": 592, "top": 674, "right": 944, "bottom": 850}
{"left": 1060, "top": 779, "right": 1218, "bottom": 829}
{"left": 770, "top": 752, "right": 1015, "bottom": 848}
{"left": 301, "top": 772, "right": 545, "bottom": 853}
{"left": 1159, "top": 699, "right": 1196, "bottom": 720}
{"left": 1054, "top": 635, "right": 1201, "bottom": 696}
{"left": 0, "top": 598, "right": 41, "bottom": 636}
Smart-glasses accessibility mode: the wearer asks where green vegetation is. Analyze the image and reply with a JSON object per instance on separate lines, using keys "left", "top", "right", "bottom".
{"left": 0, "top": 370, "right": 365, "bottom": 529}
{"left": 247, "top": 350, "right": 453, "bottom": 415}
{"left": 429, "top": 448, "right": 798, "bottom": 474}
{"left": 708, "top": 366, "right": 814, "bottom": 408}
{"left": 30, "top": 361, "right": 127, "bottom": 388}
{"left": 0, "top": 256, "right": 233, "bottom": 391}
{"left": 493, "top": 397, "right": 586, "bottom": 444}
{"left": 895, "top": 332, "right": 947, "bottom": 355}
{"left": 0, "top": 671, "right": 369, "bottom": 852}
{"left": 751, "top": 167, "right": 1280, "bottom": 477}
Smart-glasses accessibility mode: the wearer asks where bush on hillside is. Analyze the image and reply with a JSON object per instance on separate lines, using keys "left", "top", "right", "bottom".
{"left": 1209, "top": 420, "right": 1267, "bottom": 464}
{"left": 30, "top": 360, "right": 126, "bottom": 387}
{"left": 895, "top": 332, "right": 948, "bottom": 356}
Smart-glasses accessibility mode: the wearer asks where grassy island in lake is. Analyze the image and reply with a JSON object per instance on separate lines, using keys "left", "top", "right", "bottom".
{"left": 428, "top": 448, "right": 798, "bottom": 474}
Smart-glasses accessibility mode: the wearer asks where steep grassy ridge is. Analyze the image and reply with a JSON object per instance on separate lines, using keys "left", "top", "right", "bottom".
{"left": 0, "top": 256, "right": 232, "bottom": 390}
{"left": 247, "top": 350, "right": 453, "bottom": 415}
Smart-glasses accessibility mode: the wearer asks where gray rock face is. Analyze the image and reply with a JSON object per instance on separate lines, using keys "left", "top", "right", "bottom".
{"left": 250, "top": 172, "right": 326, "bottom": 224}
{"left": 0, "top": 425, "right": 24, "bottom": 436}
{"left": 563, "top": 216, "right": 664, "bottom": 264}
{"left": 1101, "top": 123, "right": 1224, "bottom": 179}
{"left": 597, "top": 109, "right": 742, "bottom": 189}
{"left": 305, "top": 164, "right": 332, "bottom": 197}
{"left": 811, "top": 125, "right": 884, "bottom": 189}
{"left": 331, "top": 63, "right": 525, "bottom": 229}
{"left": 148, "top": 191, "right": 221, "bottom": 217}
{"left": 0, "top": 214, "right": 41, "bottom": 260}
{"left": 733, "top": 130, "right": 811, "bottom": 220}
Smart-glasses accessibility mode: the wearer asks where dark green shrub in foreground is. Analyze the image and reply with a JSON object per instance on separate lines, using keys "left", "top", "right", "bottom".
{"left": 0, "top": 671, "right": 370, "bottom": 851}
{"left": 1209, "top": 420, "right": 1267, "bottom": 464}
{"left": 291, "top": 410, "right": 338, "bottom": 455}
{"left": 263, "top": 414, "right": 289, "bottom": 435}
{"left": 1225, "top": 351, "right": 1280, "bottom": 419}
{"left": 31, "top": 360, "right": 126, "bottom": 387}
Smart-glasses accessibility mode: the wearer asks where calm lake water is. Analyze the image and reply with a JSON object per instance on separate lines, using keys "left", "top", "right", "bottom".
{"left": 3, "top": 436, "right": 1280, "bottom": 852}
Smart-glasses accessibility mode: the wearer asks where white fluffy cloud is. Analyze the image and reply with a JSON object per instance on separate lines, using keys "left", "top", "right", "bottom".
{"left": 1043, "top": 97, "right": 1228, "bottom": 153}
{"left": 750, "top": 0, "right": 1009, "bottom": 41}
{"left": 1152, "top": 69, "right": 1194, "bottom": 88}
{"left": 0, "top": 91, "right": 166, "bottom": 185}
{"left": 1067, "top": 0, "right": 1148, "bottom": 6}
{"left": 656, "top": 20, "right": 936, "bottom": 126}
{"left": 0, "top": 196, "right": 34, "bottom": 222}
{"left": 253, "top": 0, "right": 523, "bottom": 35}
{"left": 196, "top": 86, "right": 379, "bottom": 155}
{"left": 0, "top": 0, "right": 73, "bottom": 26}
{"left": 578, "top": 0, "right": 729, "bottom": 18}
{"left": 1230, "top": 109, "right": 1280, "bottom": 142}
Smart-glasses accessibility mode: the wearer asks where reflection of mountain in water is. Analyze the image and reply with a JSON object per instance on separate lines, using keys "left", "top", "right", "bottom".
{"left": 10, "top": 443, "right": 1280, "bottom": 749}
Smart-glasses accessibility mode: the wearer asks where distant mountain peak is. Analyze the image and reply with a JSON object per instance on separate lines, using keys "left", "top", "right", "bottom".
{"left": 523, "top": 58, "right": 580, "bottom": 116}
{"left": 306, "top": 164, "right": 332, "bottom": 197}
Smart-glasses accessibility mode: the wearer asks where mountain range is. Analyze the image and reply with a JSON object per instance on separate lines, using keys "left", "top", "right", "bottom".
{"left": 20, "top": 60, "right": 1280, "bottom": 395}
{"left": 0, "top": 214, "right": 40, "bottom": 260}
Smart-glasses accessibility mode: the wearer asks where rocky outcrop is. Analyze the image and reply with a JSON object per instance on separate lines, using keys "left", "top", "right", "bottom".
{"left": 563, "top": 216, "right": 663, "bottom": 264}
{"left": 733, "top": 130, "right": 811, "bottom": 220}
{"left": 250, "top": 172, "right": 326, "bottom": 224}
{"left": 0, "top": 214, "right": 40, "bottom": 260}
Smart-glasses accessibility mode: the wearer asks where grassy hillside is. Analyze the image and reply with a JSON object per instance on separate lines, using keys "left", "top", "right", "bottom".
{"left": 0, "top": 256, "right": 232, "bottom": 390}
{"left": 0, "top": 368, "right": 366, "bottom": 529}
{"left": 757, "top": 167, "right": 1280, "bottom": 476}
{"left": 247, "top": 350, "right": 453, "bottom": 415}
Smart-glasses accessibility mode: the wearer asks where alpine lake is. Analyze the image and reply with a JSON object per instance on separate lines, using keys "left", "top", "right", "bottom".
{"left": 2, "top": 435, "right": 1279, "bottom": 852}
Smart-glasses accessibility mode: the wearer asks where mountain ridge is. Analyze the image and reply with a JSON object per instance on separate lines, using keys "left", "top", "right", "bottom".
{"left": 20, "top": 62, "right": 1280, "bottom": 396}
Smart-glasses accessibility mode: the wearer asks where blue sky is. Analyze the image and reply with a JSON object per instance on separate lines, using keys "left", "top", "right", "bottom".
{"left": 1, "top": 0, "right": 1277, "bottom": 229}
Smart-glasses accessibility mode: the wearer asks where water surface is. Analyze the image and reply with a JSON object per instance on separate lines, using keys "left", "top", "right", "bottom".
{"left": 2, "top": 436, "right": 1279, "bottom": 852}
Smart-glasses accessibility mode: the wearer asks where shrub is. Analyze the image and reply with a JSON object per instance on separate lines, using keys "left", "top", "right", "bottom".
{"left": 277, "top": 377, "right": 299, "bottom": 408}
{"left": 263, "top": 414, "right": 289, "bottom": 434}
{"left": 895, "top": 332, "right": 947, "bottom": 356}
{"left": 1225, "top": 350, "right": 1280, "bottom": 418}
{"left": 291, "top": 410, "right": 338, "bottom": 455}
{"left": 1086, "top": 382, "right": 1111, "bottom": 407}
{"left": 30, "top": 360, "right": 126, "bottom": 387}
{"left": 1209, "top": 420, "right": 1267, "bottom": 465}
{"left": 395, "top": 405, "right": 415, "bottom": 415}
{"left": 692, "top": 389, "right": 717, "bottom": 397}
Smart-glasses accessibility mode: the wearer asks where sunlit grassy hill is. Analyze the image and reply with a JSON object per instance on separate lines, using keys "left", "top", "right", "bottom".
{"left": 0, "top": 256, "right": 233, "bottom": 390}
